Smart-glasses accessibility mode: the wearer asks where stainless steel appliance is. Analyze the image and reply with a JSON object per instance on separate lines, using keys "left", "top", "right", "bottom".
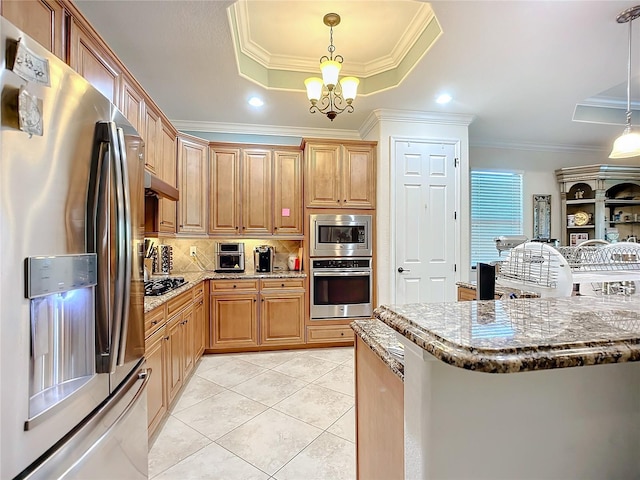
{"left": 310, "top": 258, "right": 373, "bottom": 319}
{"left": 215, "top": 242, "right": 245, "bottom": 272}
{"left": 310, "top": 214, "right": 372, "bottom": 257}
{"left": 0, "top": 18, "right": 148, "bottom": 479}
{"left": 144, "top": 277, "right": 187, "bottom": 296}
{"left": 254, "top": 245, "right": 274, "bottom": 273}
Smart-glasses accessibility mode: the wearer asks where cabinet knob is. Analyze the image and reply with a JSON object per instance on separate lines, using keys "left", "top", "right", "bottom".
{"left": 235, "top": 226, "right": 239, "bottom": 230}
{"left": 336, "top": 199, "right": 340, "bottom": 203}
{"left": 165, "top": 336, "right": 169, "bottom": 341}
{"left": 233, "top": 284, "right": 237, "bottom": 288}
{"left": 151, "top": 320, "right": 158, "bottom": 325}
{"left": 344, "top": 199, "right": 347, "bottom": 203}
{"left": 281, "top": 283, "right": 285, "bottom": 287}
{"left": 261, "top": 298, "right": 264, "bottom": 302}
{"left": 341, "top": 332, "right": 345, "bottom": 336}
{"left": 274, "top": 226, "right": 278, "bottom": 230}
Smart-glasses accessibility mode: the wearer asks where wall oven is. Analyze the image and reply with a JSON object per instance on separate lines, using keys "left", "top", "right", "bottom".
{"left": 310, "top": 214, "right": 372, "bottom": 257}
{"left": 310, "top": 258, "right": 373, "bottom": 320}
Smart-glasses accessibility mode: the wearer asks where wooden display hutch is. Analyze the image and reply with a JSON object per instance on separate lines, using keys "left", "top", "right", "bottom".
{"left": 556, "top": 165, "right": 640, "bottom": 245}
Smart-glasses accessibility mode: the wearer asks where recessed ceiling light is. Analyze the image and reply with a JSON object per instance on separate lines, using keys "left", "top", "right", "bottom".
{"left": 248, "top": 96, "right": 264, "bottom": 107}
{"left": 436, "top": 93, "right": 452, "bottom": 104}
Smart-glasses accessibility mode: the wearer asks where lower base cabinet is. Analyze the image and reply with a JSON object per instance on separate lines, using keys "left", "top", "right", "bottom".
{"left": 306, "top": 324, "right": 354, "bottom": 343}
{"left": 144, "top": 282, "right": 206, "bottom": 438}
{"left": 210, "top": 279, "right": 304, "bottom": 350}
{"left": 355, "top": 336, "right": 404, "bottom": 480}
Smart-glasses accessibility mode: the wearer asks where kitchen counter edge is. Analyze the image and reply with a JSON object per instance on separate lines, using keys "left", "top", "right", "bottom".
{"left": 144, "top": 271, "right": 307, "bottom": 313}
{"left": 351, "top": 319, "right": 405, "bottom": 381}
{"left": 373, "top": 297, "right": 640, "bottom": 374}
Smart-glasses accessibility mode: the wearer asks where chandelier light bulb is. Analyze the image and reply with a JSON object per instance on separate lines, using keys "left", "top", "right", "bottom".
{"left": 340, "top": 77, "right": 359, "bottom": 102}
{"left": 320, "top": 60, "right": 341, "bottom": 90}
{"left": 304, "top": 77, "right": 323, "bottom": 103}
{"left": 609, "top": 126, "right": 640, "bottom": 158}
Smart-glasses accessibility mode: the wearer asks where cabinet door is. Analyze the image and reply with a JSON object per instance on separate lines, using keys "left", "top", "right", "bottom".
{"left": 211, "top": 294, "right": 258, "bottom": 349}
{"left": 273, "top": 150, "right": 303, "bottom": 235}
{"left": 143, "top": 105, "right": 161, "bottom": 175}
{"left": 260, "top": 292, "right": 304, "bottom": 346}
{"left": 242, "top": 149, "right": 272, "bottom": 235}
{"left": 1, "top": 0, "right": 65, "bottom": 59}
{"left": 158, "top": 124, "right": 177, "bottom": 233}
{"left": 166, "top": 314, "right": 183, "bottom": 405}
{"left": 145, "top": 326, "right": 167, "bottom": 437}
{"left": 193, "top": 295, "right": 206, "bottom": 358}
{"left": 305, "top": 143, "right": 341, "bottom": 207}
{"left": 209, "top": 147, "right": 241, "bottom": 235}
{"left": 120, "top": 76, "right": 144, "bottom": 134}
{"left": 182, "top": 306, "right": 195, "bottom": 379}
{"left": 177, "top": 136, "right": 208, "bottom": 235}
{"left": 343, "top": 144, "right": 376, "bottom": 209}
{"left": 69, "top": 19, "right": 120, "bottom": 105}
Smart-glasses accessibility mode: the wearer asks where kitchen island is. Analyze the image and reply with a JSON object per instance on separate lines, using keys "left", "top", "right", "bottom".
{"left": 360, "top": 296, "right": 640, "bottom": 479}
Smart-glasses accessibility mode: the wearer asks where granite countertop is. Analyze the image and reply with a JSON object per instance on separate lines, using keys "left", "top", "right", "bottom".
{"left": 456, "top": 281, "right": 540, "bottom": 299}
{"left": 374, "top": 295, "right": 640, "bottom": 374}
{"left": 351, "top": 319, "right": 404, "bottom": 381}
{"left": 144, "top": 270, "right": 307, "bottom": 312}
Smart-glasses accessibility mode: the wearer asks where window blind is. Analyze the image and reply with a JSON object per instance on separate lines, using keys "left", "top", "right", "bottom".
{"left": 471, "top": 170, "right": 523, "bottom": 266}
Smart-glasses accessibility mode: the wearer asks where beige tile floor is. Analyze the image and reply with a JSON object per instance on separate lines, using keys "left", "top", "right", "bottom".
{"left": 149, "top": 347, "right": 356, "bottom": 480}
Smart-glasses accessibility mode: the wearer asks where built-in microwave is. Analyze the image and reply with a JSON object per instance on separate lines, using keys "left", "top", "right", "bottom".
{"left": 310, "top": 214, "right": 372, "bottom": 257}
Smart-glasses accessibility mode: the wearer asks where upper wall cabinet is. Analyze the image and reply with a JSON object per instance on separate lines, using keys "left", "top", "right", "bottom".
{"left": 1, "top": 0, "right": 66, "bottom": 60}
{"left": 303, "top": 140, "right": 376, "bottom": 209}
{"left": 208, "top": 144, "right": 302, "bottom": 237}
{"left": 143, "top": 103, "right": 161, "bottom": 175}
{"left": 120, "top": 75, "right": 144, "bottom": 135}
{"left": 69, "top": 17, "right": 120, "bottom": 105}
{"left": 177, "top": 134, "right": 208, "bottom": 235}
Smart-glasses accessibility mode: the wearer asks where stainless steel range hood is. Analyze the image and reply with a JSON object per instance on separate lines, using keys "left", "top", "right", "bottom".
{"left": 144, "top": 171, "right": 179, "bottom": 201}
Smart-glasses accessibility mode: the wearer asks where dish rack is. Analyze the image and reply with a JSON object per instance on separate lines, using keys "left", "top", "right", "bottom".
{"left": 497, "top": 242, "right": 572, "bottom": 297}
{"left": 556, "top": 243, "right": 640, "bottom": 296}
{"left": 497, "top": 242, "right": 640, "bottom": 297}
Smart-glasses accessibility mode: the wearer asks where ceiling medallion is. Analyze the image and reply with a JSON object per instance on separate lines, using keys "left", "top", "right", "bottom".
{"left": 304, "top": 13, "right": 359, "bottom": 121}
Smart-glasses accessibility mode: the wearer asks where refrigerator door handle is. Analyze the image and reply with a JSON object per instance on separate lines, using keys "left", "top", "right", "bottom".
{"left": 106, "top": 122, "right": 127, "bottom": 373}
{"left": 115, "top": 126, "right": 132, "bottom": 367}
{"left": 87, "top": 125, "right": 112, "bottom": 373}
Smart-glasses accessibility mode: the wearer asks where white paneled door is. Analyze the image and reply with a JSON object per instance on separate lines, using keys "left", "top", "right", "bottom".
{"left": 394, "top": 139, "right": 458, "bottom": 304}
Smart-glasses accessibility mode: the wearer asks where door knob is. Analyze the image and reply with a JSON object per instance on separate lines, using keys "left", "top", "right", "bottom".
{"left": 397, "top": 267, "right": 410, "bottom": 273}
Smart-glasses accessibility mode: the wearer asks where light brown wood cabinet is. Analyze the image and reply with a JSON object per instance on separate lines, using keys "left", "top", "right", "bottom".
{"left": 69, "top": 18, "right": 120, "bottom": 105}
{"left": 304, "top": 140, "right": 376, "bottom": 209}
{"left": 260, "top": 279, "right": 305, "bottom": 346}
{"left": 144, "top": 282, "right": 206, "bottom": 438}
{"left": 209, "top": 278, "right": 305, "bottom": 350}
{"left": 208, "top": 144, "right": 302, "bottom": 237}
{"left": 178, "top": 134, "right": 208, "bottom": 235}
{"left": 457, "top": 286, "right": 477, "bottom": 301}
{"left": 158, "top": 123, "right": 178, "bottom": 234}
{"left": 145, "top": 322, "right": 167, "bottom": 437}
{"left": 143, "top": 104, "right": 161, "bottom": 175}
{"left": 355, "top": 336, "right": 404, "bottom": 480}
{"left": 1, "top": 0, "right": 66, "bottom": 60}
{"left": 120, "top": 75, "right": 144, "bottom": 134}
{"left": 306, "top": 325, "right": 354, "bottom": 343}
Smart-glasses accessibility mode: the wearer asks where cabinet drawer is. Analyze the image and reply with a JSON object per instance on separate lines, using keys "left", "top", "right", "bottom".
{"left": 260, "top": 278, "right": 304, "bottom": 290}
{"left": 193, "top": 281, "right": 205, "bottom": 299}
{"left": 145, "top": 305, "right": 166, "bottom": 338}
{"left": 307, "top": 325, "right": 354, "bottom": 343}
{"left": 210, "top": 279, "right": 259, "bottom": 293}
{"left": 167, "top": 288, "right": 193, "bottom": 316}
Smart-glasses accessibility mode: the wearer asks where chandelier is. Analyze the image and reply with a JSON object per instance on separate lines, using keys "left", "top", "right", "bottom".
{"left": 610, "top": 5, "right": 640, "bottom": 158}
{"left": 304, "top": 13, "right": 359, "bottom": 121}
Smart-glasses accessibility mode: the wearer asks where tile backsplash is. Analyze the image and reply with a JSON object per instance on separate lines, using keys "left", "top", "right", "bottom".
{"left": 153, "top": 238, "right": 303, "bottom": 273}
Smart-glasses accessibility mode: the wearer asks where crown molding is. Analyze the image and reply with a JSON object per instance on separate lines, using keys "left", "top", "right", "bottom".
{"left": 470, "top": 138, "right": 608, "bottom": 154}
{"left": 170, "top": 119, "right": 361, "bottom": 141}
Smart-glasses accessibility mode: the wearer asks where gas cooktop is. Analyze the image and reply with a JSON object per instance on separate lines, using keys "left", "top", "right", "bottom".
{"left": 144, "top": 277, "right": 187, "bottom": 296}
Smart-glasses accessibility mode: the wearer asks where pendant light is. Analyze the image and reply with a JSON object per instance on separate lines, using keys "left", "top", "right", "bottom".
{"left": 304, "top": 13, "right": 359, "bottom": 121}
{"left": 610, "top": 5, "right": 640, "bottom": 159}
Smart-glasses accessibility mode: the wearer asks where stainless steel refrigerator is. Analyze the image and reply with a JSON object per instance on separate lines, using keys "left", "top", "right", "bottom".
{"left": 0, "top": 17, "right": 149, "bottom": 479}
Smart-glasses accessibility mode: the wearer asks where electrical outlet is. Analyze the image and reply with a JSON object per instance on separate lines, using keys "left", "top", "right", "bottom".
{"left": 190, "top": 246, "right": 197, "bottom": 257}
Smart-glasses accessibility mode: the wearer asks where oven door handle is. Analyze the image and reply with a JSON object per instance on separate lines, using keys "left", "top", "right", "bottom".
{"left": 312, "top": 271, "right": 371, "bottom": 277}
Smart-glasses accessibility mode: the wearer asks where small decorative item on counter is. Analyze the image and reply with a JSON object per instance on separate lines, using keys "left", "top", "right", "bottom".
{"left": 288, "top": 254, "right": 300, "bottom": 271}
{"left": 567, "top": 214, "right": 576, "bottom": 227}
